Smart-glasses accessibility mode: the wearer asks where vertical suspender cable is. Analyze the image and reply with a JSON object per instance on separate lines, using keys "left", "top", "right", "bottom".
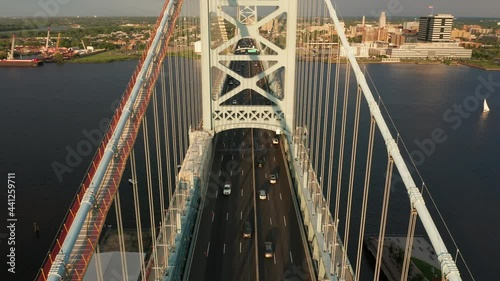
{"left": 401, "top": 208, "right": 418, "bottom": 281}
{"left": 142, "top": 116, "right": 160, "bottom": 278}
{"left": 130, "top": 149, "right": 146, "bottom": 279}
{"left": 325, "top": 40, "right": 341, "bottom": 266}
{"left": 354, "top": 115, "right": 376, "bottom": 281}
{"left": 320, "top": 4, "right": 334, "bottom": 203}
{"left": 168, "top": 58, "right": 178, "bottom": 195}
{"left": 301, "top": 1, "right": 312, "bottom": 129}
{"left": 341, "top": 85, "right": 362, "bottom": 280}
{"left": 309, "top": 0, "right": 320, "bottom": 170}
{"left": 152, "top": 89, "right": 168, "bottom": 266}
{"left": 161, "top": 63, "right": 175, "bottom": 250}
{"left": 172, "top": 35, "right": 182, "bottom": 166}
{"left": 314, "top": 7, "right": 327, "bottom": 176}
{"left": 94, "top": 241, "right": 104, "bottom": 281}
{"left": 332, "top": 62, "right": 351, "bottom": 276}
{"left": 319, "top": 5, "right": 333, "bottom": 242}
{"left": 179, "top": 16, "right": 189, "bottom": 158}
{"left": 373, "top": 156, "right": 395, "bottom": 281}
{"left": 114, "top": 190, "right": 129, "bottom": 281}
{"left": 174, "top": 26, "right": 186, "bottom": 162}
{"left": 296, "top": 0, "right": 305, "bottom": 128}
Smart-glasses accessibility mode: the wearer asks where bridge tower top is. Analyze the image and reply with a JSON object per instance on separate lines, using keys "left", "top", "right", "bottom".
{"left": 200, "top": 0, "right": 298, "bottom": 136}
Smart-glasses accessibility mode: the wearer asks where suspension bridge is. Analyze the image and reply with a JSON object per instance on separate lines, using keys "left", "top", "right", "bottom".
{"left": 35, "top": 0, "right": 470, "bottom": 280}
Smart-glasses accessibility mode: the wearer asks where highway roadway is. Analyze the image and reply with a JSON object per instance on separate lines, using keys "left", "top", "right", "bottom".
{"left": 186, "top": 128, "right": 314, "bottom": 281}
{"left": 185, "top": 37, "right": 313, "bottom": 281}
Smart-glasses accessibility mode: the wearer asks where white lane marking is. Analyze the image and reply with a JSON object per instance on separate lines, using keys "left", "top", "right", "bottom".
{"left": 221, "top": 155, "right": 224, "bottom": 162}
{"left": 216, "top": 190, "right": 218, "bottom": 198}
{"left": 224, "top": 243, "right": 226, "bottom": 254}
{"left": 230, "top": 170, "right": 233, "bottom": 176}
{"left": 290, "top": 251, "right": 293, "bottom": 263}
{"left": 283, "top": 216, "right": 287, "bottom": 227}
{"left": 219, "top": 170, "right": 221, "bottom": 177}
{"left": 268, "top": 132, "right": 271, "bottom": 136}
{"left": 240, "top": 242, "right": 242, "bottom": 253}
{"left": 242, "top": 170, "right": 244, "bottom": 175}
{"left": 241, "top": 189, "right": 244, "bottom": 197}
{"left": 274, "top": 156, "right": 276, "bottom": 162}
{"left": 243, "top": 131, "right": 245, "bottom": 136}
{"left": 240, "top": 211, "right": 242, "bottom": 220}
{"left": 265, "top": 173, "right": 267, "bottom": 178}
{"left": 212, "top": 212, "right": 215, "bottom": 222}
{"left": 280, "top": 193, "right": 282, "bottom": 200}
{"left": 223, "top": 142, "right": 225, "bottom": 147}
{"left": 225, "top": 132, "right": 227, "bottom": 136}
{"left": 232, "top": 154, "right": 234, "bottom": 160}
{"left": 261, "top": 144, "right": 263, "bottom": 148}
{"left": 260, "top": 132, "right": 263, "bottom": 136}
{"left": 226, "top": 212, "right": 229, "bottom": 220}
{"left": 274, "top": 255, "right": 276, "bottom": 264}
{"left": 268, "top": 194, "right": 270, "bottom": 201}
{"left": 207, "top": 242, "right": 211, "bottom": 256}
{"left": 270, "top": 217, "right": 272, "bottom": 225}
{"left": 234, "top": 132, "right": 236, "bottom": 136}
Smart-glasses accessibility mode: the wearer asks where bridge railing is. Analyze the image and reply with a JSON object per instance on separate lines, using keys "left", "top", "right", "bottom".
{"left": 35, "top": 1, "right": 177, "bottom": 280}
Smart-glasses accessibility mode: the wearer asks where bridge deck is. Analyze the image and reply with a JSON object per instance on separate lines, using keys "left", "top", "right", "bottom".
{"left": 186, "top": 128, "right": 315, "bottom": 281}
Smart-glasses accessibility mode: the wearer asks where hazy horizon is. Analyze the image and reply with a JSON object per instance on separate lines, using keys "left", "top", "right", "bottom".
{"left": 0, "top": 0, "right": 499, "bottom": 19}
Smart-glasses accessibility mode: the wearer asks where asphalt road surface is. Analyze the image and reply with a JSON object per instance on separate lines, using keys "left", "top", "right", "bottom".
{"left": 186, "top": 128, "right": 313, "bottom": 281}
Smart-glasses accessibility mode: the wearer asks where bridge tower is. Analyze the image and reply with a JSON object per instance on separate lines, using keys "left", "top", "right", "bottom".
{"left": 200, "top": 0, "right": 298, "bottom": 136}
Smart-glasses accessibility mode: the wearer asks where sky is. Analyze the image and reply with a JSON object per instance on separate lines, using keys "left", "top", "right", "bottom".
{"left": 0, "top": 0, "right": 499, "bottom": 18}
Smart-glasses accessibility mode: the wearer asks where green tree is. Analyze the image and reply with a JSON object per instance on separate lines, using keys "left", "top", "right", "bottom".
{"left": 54, "top": 53, "right": 64, "bottom": 64}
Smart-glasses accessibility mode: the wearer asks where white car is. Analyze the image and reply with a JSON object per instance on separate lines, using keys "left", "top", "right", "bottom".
{"left": 259, "top": 190, "right": 266, "bottom": 200}
{"left": 272, "top": 137, "right": 279, "bottom": 144}
{"left": 223, "top": 182, "right": 231, "bottom": 195}
{"left": 269, "top": 174, "right": 277, "bottom": 184}
{"left": 232, "top": 99, "right": 237, "bottom": 105}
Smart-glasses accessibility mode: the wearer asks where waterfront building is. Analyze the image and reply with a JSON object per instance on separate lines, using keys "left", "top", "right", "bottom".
{"left": 418, "top": 14, "right": 454, "bottom": 42}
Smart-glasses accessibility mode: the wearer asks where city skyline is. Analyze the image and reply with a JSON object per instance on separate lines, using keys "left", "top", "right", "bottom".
{"left": 0, "top": 0, "right": 499, "bottom": 18}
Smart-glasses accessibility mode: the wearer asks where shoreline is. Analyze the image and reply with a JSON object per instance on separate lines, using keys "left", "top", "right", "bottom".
{"left": 48, "top": 52, "right": 500, "bottom": 71}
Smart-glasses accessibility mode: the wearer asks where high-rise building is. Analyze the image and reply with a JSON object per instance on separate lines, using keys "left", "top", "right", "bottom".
{"left": 418, "top": 14, "right": 454, "bottom": 42}
{"left": 379, "top": 12, "right": 386, "bottom": 28}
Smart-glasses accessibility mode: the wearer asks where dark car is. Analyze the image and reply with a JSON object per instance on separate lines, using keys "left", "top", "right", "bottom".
{"left": 257, "top": 157, "right": 265, "bottom": 167}
{"left": 243, "top": 221, "right": 252, "bottom": 238}
{"left": 264, "top": 242, "right": 273, "bottom": 258}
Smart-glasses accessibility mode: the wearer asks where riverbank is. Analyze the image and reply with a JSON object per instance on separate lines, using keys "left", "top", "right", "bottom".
{"left": 457, "top": 61, "right": 500, "bottom": 71}
{"left": 69, "top": 50, "right": 142, "bottom": 63}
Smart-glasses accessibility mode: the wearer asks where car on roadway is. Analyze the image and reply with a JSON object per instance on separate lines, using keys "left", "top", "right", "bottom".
{"left": 264, "top": 242, "right": 273, "bottom": 258}
{"left": 223, "top": 182, "right": 231, "bottom": 195}
{"left": 243, "top": 221, "right": 252, "bottom": 238}
{"left": 259, "top": 189, "right": 266, "bottom": 200}
{"left": 257, "top": 157, "right": 265, "bottom": 167}
{"left": 270, "top": 174, "right": 277, "bottom": 184}
{"left": 232, "top": 99, "right": 237, "bottom": 105}
{"left": 272, "top": 137, "right": 279, "bottom": 144}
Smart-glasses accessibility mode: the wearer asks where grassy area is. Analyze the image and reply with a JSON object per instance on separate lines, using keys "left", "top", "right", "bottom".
{"left": 69, "top": 50, "right": 142, "bottom": 63}
{"left": 411, "top": 257, "right": 441, "bottom": 281}
{"left": 459, "top": 60, "right": 500, "bottom": 70}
